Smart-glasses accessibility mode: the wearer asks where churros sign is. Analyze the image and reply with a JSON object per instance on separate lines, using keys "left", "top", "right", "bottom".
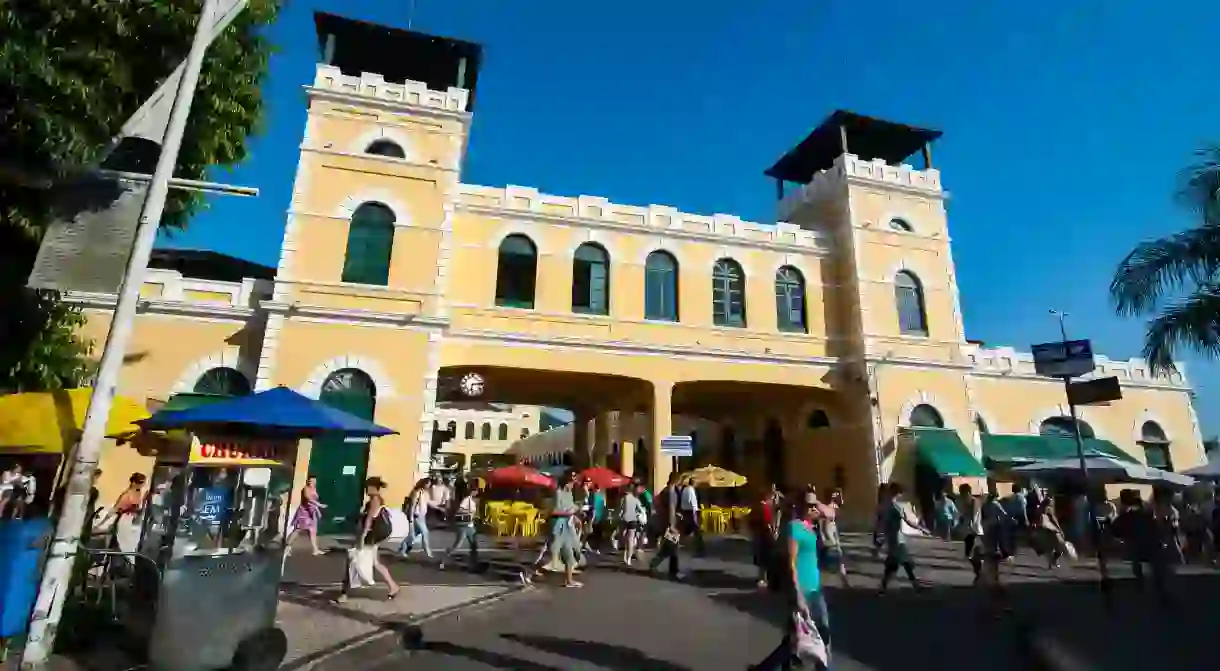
{"left": 190, "top": 439, "right": 290, "bottom": 466}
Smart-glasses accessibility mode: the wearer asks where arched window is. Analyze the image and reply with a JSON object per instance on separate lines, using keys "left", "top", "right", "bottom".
{"left": 1139, "top": 421, "right": 1173, "bottom": 471}
{"left": 807, "top": 409, "right": 831, "bottom": 429}
{"left": 975, "top": 414, "right": 990, "bottom": 435}
{"left": 644, "top": 251, "right": 679, "bottom": 321}
{"left": 909, "top": 404, "right": 944, "bottom": 428}
{"left": 365, "top": 140, "right": 406, "bottom": 158}
{"left": 521, "top": 428, "right": 530, "bottom": 439}
{"left": 889, "top": 217, "right": 913, "bottom": 232}
{"left": 775, "top": 266, "right": 807, "bottom": 333}
{"left": 498, "top": 423, "right": 509, "bottom": 441}
{"left": 712, "top": 258, "right": 746, "bottom": 327}
{"left": 464, "top": 421, "right": 475, "bottom": 439}
{"left": 192, "top": 367, "right": 251, "bottom": 396}
{"left": 572, "top": 243, "right": 610, "bottom": 314}
{"left": 894, "top": 271, "right": 928, "bottom": 336}
{"left": 1039, "top": 416, "right": 1095, "bottom": 439}
{"left": 495, "top": 235, "right": 538, "bottom": 308}
{"left": 341, "top": 202, "right": 396, "bottom": 286}
{"left": 481, "top": 422, "right": 492, "bottom": 440}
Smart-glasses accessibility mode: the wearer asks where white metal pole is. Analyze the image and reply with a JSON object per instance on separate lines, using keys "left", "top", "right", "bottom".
{"left": 21, "top": 1, "right": 220, "bottom": 665}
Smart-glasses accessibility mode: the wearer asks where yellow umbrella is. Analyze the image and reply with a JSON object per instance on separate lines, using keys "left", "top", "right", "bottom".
{"left": 0, "top": 388, "right": 151, "bottom": 453}
{"left": 680, "top": 465, "right": 748, "bottom": 488}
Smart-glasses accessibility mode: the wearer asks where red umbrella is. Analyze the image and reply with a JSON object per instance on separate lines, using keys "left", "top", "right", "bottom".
{"left": 579, "top": 467, "right": 631, "bottom": 490}
{"left": 486, "top": 464, "right": 555, "bottom": 488}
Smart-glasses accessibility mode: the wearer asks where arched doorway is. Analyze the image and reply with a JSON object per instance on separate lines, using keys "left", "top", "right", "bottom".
{"left": 192, "top": 367, "right": 251, "bottom": 396}
{"left": 908, "top": 403, "right": 947, "bottom": 525}
{"left": 1039, "top": 416, "right": 1095, "bottom": 439}
{"left": 310, "top": 369, "right": 376, "bottom": 533}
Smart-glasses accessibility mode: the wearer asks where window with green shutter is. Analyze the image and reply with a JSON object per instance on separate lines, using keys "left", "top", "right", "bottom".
{"left": 341, "top": 202, "right": 396, "bottom": 286}
{"left": 495, "top": 234, "right": 538, "bottom": 308}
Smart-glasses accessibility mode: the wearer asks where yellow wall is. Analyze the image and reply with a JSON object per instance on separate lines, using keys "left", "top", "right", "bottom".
{"left": 57, "top": 54, "right": 1207, "bottom": 518}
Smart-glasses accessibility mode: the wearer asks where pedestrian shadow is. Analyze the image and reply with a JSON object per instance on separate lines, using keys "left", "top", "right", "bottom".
{"left": 711, "top": 572, "right": 1220, "bottom": 670}
{"left": 418, "top": 640, "right": 563, "bottom": 671}
{"left": 502, "top": 633, "right": 694, "bottom": 671}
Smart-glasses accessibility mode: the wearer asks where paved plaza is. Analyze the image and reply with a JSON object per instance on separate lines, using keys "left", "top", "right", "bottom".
{"left": 305, "top": 532, "right": 1220, "bottom": 670}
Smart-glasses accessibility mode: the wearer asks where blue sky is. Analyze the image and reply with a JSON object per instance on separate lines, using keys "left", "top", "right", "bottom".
{"left": 161, "top": 1, "right": 1220, "bottom": 434}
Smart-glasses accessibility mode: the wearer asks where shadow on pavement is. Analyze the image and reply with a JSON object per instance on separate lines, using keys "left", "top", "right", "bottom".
{"left": 503, "top": 634, "right": 694, "bottom": 671}
{"left": 420, "top": 641, "right": 562, "bottom": 671}
{"left": 711, "top": 572, "right": 1219, "bottom": 670}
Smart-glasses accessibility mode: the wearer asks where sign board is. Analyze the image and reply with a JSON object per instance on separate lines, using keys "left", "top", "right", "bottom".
{"left": 195, "top": 487, "right": 231, "bottom": 525}
{"left": 27, "top": 0, "right": 250, "bottom": 293}
{"left": 190, "top": 438, "right": 291, "bottom": 466}
{"left": 659, "top": 435, "right": 693, "bottom": 457}
{"left": 1031, "top": 339, "right": 1095, "bottom": 379}
{"left": 1067, "top": 376, "right": 1123, "bottom": 406}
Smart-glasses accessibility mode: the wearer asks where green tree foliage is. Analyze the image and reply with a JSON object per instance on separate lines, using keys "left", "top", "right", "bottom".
{"left": 0, "top": 0, "right": 278, "bottom": 393}
{"left": 1111, "top": 147, "right": 1220, "bottom": 373}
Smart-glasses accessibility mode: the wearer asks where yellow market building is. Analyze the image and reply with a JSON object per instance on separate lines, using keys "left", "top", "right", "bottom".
{"left": 68, "top": 13, "right": 1206, "bottom": 525}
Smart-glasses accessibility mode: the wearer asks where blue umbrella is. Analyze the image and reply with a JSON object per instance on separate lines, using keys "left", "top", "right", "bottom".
{"left": 138, "top": 386, "right": 396, "bottom": 438}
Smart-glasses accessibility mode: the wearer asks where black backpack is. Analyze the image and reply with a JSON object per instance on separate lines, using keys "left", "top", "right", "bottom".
{"left": 366, "top": 508, "right": 392, "bottom": 544}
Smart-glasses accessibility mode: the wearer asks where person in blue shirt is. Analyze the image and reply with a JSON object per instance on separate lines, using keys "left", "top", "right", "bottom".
{"left": 750, "top": 491, "right": 832, "bottom": 670}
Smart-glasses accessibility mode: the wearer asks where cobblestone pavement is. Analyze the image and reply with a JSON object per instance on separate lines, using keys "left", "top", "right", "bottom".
{"left": 306, "top": 533, "right": 1220, "bottom": 670}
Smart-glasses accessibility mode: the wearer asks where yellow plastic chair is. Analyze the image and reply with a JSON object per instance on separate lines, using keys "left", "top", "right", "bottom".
{"left": 513, "top": 508, "right": 540, "bottom": 537}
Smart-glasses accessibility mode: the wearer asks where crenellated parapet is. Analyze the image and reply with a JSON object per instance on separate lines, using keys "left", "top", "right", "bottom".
{"left": 778, "top": 153, "right": 943, "bottom": 221}
{"left": 458, "top": 184, "right": 828, "bottom": 251}
{"left": 964, "top": 343, "right": 1190, "bottom": 388}
{"left": 309, "top": 64, "right": 470, "bottom": 113}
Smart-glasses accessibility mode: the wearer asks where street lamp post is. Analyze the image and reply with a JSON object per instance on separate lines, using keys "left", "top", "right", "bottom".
{"left": 1049, "top": 310, "right": 1113, "bottom": 608}
{"left": 20, "top": 1, "right": 221, "bottom": 666}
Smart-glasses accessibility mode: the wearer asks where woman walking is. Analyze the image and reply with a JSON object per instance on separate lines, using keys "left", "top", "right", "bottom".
{"left": 521, "top": 470, "right": 584, "bottom": 587}
{"left": 286, "top": 475, "right": 326, "bottom": 556}
{"left": 338, "top": 477, "right": 399, "bottom": 602}
{"left": 878, "top": 483, "right": 928, "bottom": 594}
{"left": 618, "top": 483, "right": 645, "bottom": 565}
{"left": 818, "top": 488, "right": 851, "bottom": 588}
{"left": 749, "top": 491, "right": 832, "bottom": 670}
{"left": 956, "top": 484, "right": 984, "bottom": 581}
{"left": 752, "top": 484, "right": 782, "bottom": 589}
{"left": 397, "top": 479, "right": 433, "bottom": 559}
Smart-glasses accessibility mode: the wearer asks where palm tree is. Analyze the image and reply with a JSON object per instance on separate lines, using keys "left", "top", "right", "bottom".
{"left": 1110, "top": 147, "right": 1220, "bottom": 374}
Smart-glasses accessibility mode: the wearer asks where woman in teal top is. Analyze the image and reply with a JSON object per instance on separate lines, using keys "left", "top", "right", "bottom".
{"left": 751, "top": 492, "right": 832, "bottom": 670}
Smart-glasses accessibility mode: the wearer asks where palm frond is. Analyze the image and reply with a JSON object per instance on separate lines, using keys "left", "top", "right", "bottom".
{"left": 1139, "top": 289, "right": 1220, "bottom": 376}
{"left": 1109, "top": 226, "right": 1220, "bottom": 316}
{"left": 1177, "top": 145, "right": 1220, "bottom": 224}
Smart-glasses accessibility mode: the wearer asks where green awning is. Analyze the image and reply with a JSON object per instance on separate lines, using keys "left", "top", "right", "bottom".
{"left": 911, "top": 429, "right": 987, "bottom": 477}
{"left": 981, "top": 434, "right": 1138, "bottom": 467}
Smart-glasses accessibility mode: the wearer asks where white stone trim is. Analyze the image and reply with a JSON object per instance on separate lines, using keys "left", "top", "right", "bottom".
{"left": 896, "top": 391, "right": 952, "bottom": 429}
{"left": 299, "top": 355, "right": 397, "bottom": 400}
{"left": 334, "top": 192, "right": 413, "bottom": 227}
{"left": 771, "top": 255, "right": 814, "bottom": 283}
{"left": 254, "top": 313, "right": 286, "bottom": 391}
{"left": 350, "top": 126, "right": 416, "bottom": 161}
{"left": 972, "top": 407, "right": 1001, "bottom": 436}
{"left": 413, "top": 330, "right": 446, "bottom": 477}
{"left": 172, "top": 348, "right": 256, "bottom": 394}
{"left": 636, "top": 244, "right": 681, "bottom": 266}
{"left": 885, "top": 258, "right": 930, "bottom": 284}
{"left": 879, "top": 210, "right": 918, "bottom": 234}
{"left": 491, "top": 223, "right": 550, "bottom": 255}
{"left": 569, "top": 227, "right": 621, "bottom": 261}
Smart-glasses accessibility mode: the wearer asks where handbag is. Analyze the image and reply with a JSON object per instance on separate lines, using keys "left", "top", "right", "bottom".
{"left": 366, "top": 508, "right": 392, "bottom": 544}
{"left": 347, "top": 546, "right": 376, "bottom": 587}
{"left": 791, "top": 608, "right": 829, "bottom": 667}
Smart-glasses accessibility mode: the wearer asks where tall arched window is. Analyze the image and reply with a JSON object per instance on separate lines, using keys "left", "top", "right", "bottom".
{"left": 365, "top": 140, "right": 406, "bottom": 158}
{"left": 644, "top": 250, "right": 678, "bottom": 321}
{"left": 909, "top": 404, "right": 944, "bottom": 428}
{"left": 775, "top": 266, "right": 807, "bottom": 333}
{"left": 894, "top": 271, "right": 928, "bottom": 336}
{"left": 341, "top": 202, "right": 396, "bottom": 286}
{"left": 572, "top": 243, "right": 610, "bottom": 314}
{"left": 464, "top": 421, "right": 475, "bottom": 439}
{"left": 481, "top": 422, "right": 492, "bottom": 440}
{"left": 1139, "top": 421, "right": 1173, "bottom": 471}
{"left": 498, "top": 423, "right": 509, "bottom": 441}
{"left": 495, "top": 234, "right": 538, "bottom": 308}
{"left": 712, "top": 258, "right": 746, "bottom": 327}
{"left": 192, "top": 367, "right": 251, "bottom": 396}
{"left": 1039, "top": 416, "right": 1095, "bottom": 439}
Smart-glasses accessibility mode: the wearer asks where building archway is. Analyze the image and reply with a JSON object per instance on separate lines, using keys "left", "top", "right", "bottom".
{"left": 310, "top": 368, "right": 377, "bottom": 533}
{"left": 192, "top": 366, "right": 251, "bottom": 396}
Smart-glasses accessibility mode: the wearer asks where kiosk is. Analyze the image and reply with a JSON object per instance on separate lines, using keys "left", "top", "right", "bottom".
{"left": 122, "top": 434, "right": 292, "bottom": 671}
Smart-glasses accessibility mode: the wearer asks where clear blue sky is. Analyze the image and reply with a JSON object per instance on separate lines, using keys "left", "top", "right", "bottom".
{"left": 161, "top": 1, "right": 1220, "bottom": 435}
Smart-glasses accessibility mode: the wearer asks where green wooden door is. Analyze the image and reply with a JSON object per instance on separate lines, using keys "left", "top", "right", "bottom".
{"left": 311, "top": 371, "right": 375, "bottom": 534}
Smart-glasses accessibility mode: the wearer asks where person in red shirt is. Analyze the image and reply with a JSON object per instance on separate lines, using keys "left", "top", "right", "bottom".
{"left": 752, "top": 483, "right": 783, "bottom": 588}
